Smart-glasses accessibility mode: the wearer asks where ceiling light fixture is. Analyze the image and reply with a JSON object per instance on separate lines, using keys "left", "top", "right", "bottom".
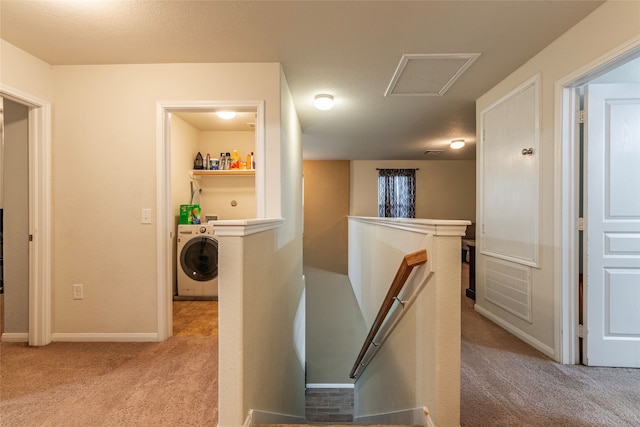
{"left": 216, "top": 111, "right": 236, "bottom": 120}
{"left": 450, "top": 139, "right": 465, "bottom": 149}
{"left": 313, "top": 94, "right": 335, "bottom": 111}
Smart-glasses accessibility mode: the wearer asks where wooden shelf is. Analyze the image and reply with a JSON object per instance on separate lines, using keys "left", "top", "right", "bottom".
{"left": 191, "top": 169, "right": 255, "bottom": 177}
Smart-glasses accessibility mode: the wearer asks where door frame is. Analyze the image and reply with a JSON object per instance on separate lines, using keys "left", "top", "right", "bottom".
{"left": 556, "top": 35, "right": 640, "bottom": 364}
{"left": 0, "top": 84, "right": 52, "bottom": 346}
{"left": 156, "top": 100, "right": 265, "bottom": 340}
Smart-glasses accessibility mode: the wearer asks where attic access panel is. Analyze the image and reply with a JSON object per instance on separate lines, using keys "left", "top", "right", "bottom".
{"left": 385, "top": 53, "right": 480, "bottom": 97}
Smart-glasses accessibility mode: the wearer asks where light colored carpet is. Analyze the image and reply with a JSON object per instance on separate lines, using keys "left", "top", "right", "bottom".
{"left": 0, "top": 337, "right": 217, "bottom": 426}
{"left": 2, "top": 269, "right": 638, "bottom": 426}
{"left": 460, "top": 263, "right": 640, "bottom": 426}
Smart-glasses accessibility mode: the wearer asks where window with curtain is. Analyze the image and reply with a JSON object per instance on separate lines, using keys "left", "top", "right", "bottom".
{"left": 378, "top": 169, "right": 416, "bottom": 218}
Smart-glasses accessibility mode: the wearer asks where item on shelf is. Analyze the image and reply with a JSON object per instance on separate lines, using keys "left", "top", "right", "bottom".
{"left": 194, "top": 152, "right": 204, "bottom": 170}
{"left": 205, "top": 153, "right": 211, "bottom": 170}
{"left": 246, "top": 153, "right": 252, "bottom": 170}
{"left": 219, "top": 152, "right": 226, "bottom": 170}
{"left": 179, "top": 204, "right": 201, "bottom": 224}
{"left": 250, "top": 152, "right": 255, "bottom": 169}
{"left": 211, "top": 158, "right": 219, "bottom": 170}
{"left": 225, "top": 152, "right": 231, "bottom": 170}
{"left": 230, "top": 150, "right": 240, "bottom": 169}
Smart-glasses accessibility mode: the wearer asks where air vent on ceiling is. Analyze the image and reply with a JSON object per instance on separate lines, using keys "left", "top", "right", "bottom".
{"left": 385, "top": 53, "right": 481, "bottom": 97}
{"left": 247, "top": 122, "right": 256, "bottom": 129}
{"left": 424, "top": 150, "right": 444, "bottom": 156}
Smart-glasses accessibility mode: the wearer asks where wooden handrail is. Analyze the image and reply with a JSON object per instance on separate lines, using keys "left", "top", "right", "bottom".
{"left": 349, "top": 249, "right": 428, "bottom": 379}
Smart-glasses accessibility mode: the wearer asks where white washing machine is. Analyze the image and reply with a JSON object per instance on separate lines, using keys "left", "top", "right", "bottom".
{"left": 177, "top": 224, "right": 218, "bottom": 297}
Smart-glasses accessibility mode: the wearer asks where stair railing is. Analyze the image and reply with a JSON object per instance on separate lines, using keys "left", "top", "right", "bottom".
{"left": 349, "top": 249, "right": 428, "bottom": 380}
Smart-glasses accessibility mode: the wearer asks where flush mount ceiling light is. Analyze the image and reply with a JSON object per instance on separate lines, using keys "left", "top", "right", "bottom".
{"left": 216, "top": 111, "right": 236, "bottom": 120}
{"left": 450, "top": 139, "right": 465, "bottom": 149}
{"left": 313, "top": 94, "right": 335, "bottom": 111}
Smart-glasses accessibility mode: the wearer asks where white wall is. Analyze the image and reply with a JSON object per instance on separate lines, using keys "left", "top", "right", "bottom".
{"left": 49, "top": 62, "right": 281, "bottom": 336}
{"left": 350, "top": 160, "right": 476, "bottom": 221}
{"left": 475, "top": 0, "right": 640, "bottom": 359}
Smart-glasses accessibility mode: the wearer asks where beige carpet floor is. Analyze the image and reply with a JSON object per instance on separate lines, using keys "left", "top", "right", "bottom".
{"left": 459, "top": 263, "right": 640, "bottom": 426}
{"left": 1, "top": 302, "right": 218, "bottom": 427}
{"left": 2, "top": 271, "right": 639, "bottom": 426}
{"left": 1, "top": 338, "right": 218, "bottom": 426}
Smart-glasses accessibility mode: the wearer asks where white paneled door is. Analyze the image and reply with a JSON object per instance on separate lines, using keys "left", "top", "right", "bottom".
{"left": 584, "top": 83, "right": 640, "bottom": 367}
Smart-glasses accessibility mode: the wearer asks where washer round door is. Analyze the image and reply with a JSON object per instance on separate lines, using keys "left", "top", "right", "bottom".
{"left": 180, "top": 236, "right": 218, "bottom": 281}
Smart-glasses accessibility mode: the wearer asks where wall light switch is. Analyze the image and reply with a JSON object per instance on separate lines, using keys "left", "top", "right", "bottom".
{"left": 73, "top": 284, "right": 83, "bottom": 300}
{"left": 141, "top": 208, "right": 152, "bottom": 224}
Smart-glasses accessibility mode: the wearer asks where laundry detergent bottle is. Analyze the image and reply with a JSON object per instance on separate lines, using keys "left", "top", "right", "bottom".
{"left": 230, "top": 150, "right": 240, "bottom": 169}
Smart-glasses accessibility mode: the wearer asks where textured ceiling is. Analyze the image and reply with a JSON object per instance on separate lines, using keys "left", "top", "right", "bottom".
{"left": 1, "top": 1, "right": 605, "bottom": 160}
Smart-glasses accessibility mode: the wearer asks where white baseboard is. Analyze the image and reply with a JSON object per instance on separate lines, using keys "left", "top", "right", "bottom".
{"left": 244, "top": 409, "right": 306, "bottom": 427}
{"left": 474, "top": 304, "right": 555, "bottom": 358}
{"left": 1, "top": 332, "right": 29, "bottom": 342}
{"left": 306, "top": 383, "right": 354, "bottom": 389}
{"left": 51, "top": 333, "right": 160, "bottom": 342}
{"left": 354, "top": 406, "right": 434, "bottom": 427}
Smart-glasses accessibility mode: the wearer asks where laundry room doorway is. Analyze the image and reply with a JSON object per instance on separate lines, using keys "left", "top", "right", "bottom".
{"left": 156, "top": 101, "right": 265, "bottom": 340}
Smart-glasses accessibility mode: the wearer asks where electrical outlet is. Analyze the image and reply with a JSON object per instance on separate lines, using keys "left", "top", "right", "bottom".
{"left": 141, "top": 208, "right": 152, "bottom": 224}
{"left": 72, "top": 284, "right": 83, "bottom": 300}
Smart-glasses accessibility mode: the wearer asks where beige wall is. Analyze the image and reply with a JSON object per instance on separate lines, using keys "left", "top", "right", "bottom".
{"left": 1, "top": 40, "right": 53, "bottom": 102}
{"left": 198, "top": 131, "right": 256, "bottom": 220}
{"left": 49, "top": 62, "right": 281, "bottom": 335}
{"left": 475, "top": 0, "right": 640, "bottom": 358}
{"left": 350, "top": 160, "right": 476, "bottom": 221}
{"left": 303, "top": 160, "right": 349, "bottom": 274}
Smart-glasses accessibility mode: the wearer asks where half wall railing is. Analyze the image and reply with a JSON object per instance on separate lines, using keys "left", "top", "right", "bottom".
{"left": 349, "top": 249, "right": 428, "bottom": 380}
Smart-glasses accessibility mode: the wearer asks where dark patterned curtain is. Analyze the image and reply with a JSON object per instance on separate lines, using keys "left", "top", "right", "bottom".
{"left": 378, "top": 169, "right": 416, "bottom": 218}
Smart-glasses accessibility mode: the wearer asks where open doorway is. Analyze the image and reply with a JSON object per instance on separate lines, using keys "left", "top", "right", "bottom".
{"left": 1, "top": 98, "right": 29, "bottom": 341}
{"left": 0, "top": 88, "right": 52, "bottom": 347}
{"left": 561, "top": 43, "right": 640, "bottom": 367}
{"left": 156, "top": 101, "right": 265, "bottom": 340}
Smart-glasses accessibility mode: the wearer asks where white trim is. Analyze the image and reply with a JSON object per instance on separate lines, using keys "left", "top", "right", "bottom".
{"left": 1, "top": 333, "right": 29, "bottom": 342}
{"left": 156, "top": 100, "right": 266, "bottom": 341}
{"left": 556, "top": 86, "right": 582, "bottom": 364}
{"left": 306, "top": 383, "right": 354, "bottom": 389}
{"left": 348, "top": 216, "right": 469, "bottom": 237}
{"left": 1, "top": 83, "right": 52, "bottom": 347}
{"left": 555, "top": 35, "right": 640, "bottom": 364}
{"left": 243, "top": 409, "right": 306, "bottom": 426}
{"left": 475, "top": 304, "right": 555, "bottom": 359}
{"left": 50, "top": 333, "right": 159, "bottom": 342}
{"left": 354, "top": 406, "right": 434, "bottom": 427}
{"left": 212, "top": 218, "right": 283, "bottom": 237}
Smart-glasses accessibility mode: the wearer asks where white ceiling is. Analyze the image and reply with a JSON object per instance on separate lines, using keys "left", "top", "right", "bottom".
{"left": 1, "top": 0, "right": 605, "bottom": 160}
